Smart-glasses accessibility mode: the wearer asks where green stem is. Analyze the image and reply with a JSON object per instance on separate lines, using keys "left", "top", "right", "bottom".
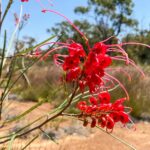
{"left": 0, "top": 0, "right": 13, "bottom": 30}
{"left": 21, "top": 135, "right": 39, "bottom": 150}
{"left": 97, "top": 126, "right": 136, "bottom": 150}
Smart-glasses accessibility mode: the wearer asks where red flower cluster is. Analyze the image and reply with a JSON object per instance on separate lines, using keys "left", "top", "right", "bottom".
{"left": 35, "top": 8, "right": 145, "bottom": 133}
{"left": 21, "top": 0, "right": 29, "bottom": 2}
{"left": 52, "top": 40, "right": 135, "bottom": 131}
{"left": 77, "top": 92, "right": 129, "bottom": 131}
{"left": 57, "top": 42, "right": 112, "bottom": 93}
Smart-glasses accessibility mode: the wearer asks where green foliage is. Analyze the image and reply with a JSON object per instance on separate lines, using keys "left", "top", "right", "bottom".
{"left": 48, "top": 0, "right": 150, "bottom": 64}
{"left": 74, "top": 6, "right": 90, "bottom": 14}
{"left": 48, "top": 0, "right": 137, "bottom": 45}
{"left": 20, "top": 87, "right": 39, "bottom": 101}
{"left": 123, "top": 30, "right": 150, "bottom": 64}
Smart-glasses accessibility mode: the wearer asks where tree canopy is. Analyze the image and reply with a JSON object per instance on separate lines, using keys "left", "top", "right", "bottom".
{"left": 47, "top": 0, "right": 150, "bottom": 64}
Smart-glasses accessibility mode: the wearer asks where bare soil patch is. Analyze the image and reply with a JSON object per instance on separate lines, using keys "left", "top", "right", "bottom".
{"left": 0, "top": 100, "right": 150, "bottom": 150}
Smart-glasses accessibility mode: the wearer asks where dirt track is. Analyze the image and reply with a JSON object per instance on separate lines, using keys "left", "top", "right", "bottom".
{"left": 1, "top": 121, "right": 149, "bottom": 150}
{"left": 0, "top": 100, "right": 150, "bottom": 150}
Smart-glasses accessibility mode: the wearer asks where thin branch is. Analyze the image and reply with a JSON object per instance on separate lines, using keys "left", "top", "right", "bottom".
{"left": 0, "top": 84, "right": 79, "bottom": 144}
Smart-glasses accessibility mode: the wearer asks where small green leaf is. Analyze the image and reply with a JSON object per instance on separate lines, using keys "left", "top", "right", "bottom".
{"left": 0, "top": 30, "right": 7, "bottom": 78}
{"left": 8, "top": 133, "right": 16, "bottom": 150}
{"left": 20, "top": 35, "right": 56, "bottom": 54}
{"left": 21, "top": 135, "right": 39, "bottom": 150}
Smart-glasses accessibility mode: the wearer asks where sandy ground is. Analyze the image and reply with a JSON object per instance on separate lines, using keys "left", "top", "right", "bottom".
{"left": 0, "top": 100, "right": 150, "bottom": 150}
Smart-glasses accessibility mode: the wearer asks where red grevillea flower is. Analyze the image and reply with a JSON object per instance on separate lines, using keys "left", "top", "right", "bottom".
{"left": 92, "top": 42, "right": 107, "bottom": 55}
{"left": 39, "top": 8, "right": 146, "bottom": 98}
{"left": 34, "top": 8, "right": 147, "bottom": 132}
{"left": 77, "top": 94, "right": 130, "bottom": 132}
{"left": 54, "top": 41, "right": 112, "bottom": 93}
{"left": 62, "top": 56, "right": 80, "bottom": 71}
{"left": 98, "top": 92, "right": 111, "bottom": 104}
{"left": 68, "top": 43, "right": 86, "bottom": 58}
{"left": 21, "top": 0, "right": 29, "bottom": 2}
{"left": 66, "top": 67, "right": 81, "bottom": 82}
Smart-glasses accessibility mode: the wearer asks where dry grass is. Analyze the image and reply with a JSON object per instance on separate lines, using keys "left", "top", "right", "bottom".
{"left": 0, "top": 121, "right": 150, "bottom": 150}
{"left": 13, "top": 64, "right": 150, "bottom": 117}
{"left": 109, "top": 66, "right": 150, "bottom": 118}
{"left": 13, "top": 63, "right": 65, "bottom": 102}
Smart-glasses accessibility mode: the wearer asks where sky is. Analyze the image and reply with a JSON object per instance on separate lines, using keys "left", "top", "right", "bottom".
{"left": 1, "top": 0, "right": 150, "bottom": 44}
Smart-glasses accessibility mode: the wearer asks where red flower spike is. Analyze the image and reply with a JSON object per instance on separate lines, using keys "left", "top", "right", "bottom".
{"left": 68, "top": 43, "right": 86, "bottom": 58}
{"left": 92, "top": 42, "right": 107, "bottom": 55}
{"left": 95, "top": 68, "right": 105, "bottom": 77}
{"left": 113, "top": 98, "right": 126, "bottom": 106}
{"left": 99, "top": 116, "right": 107, "bottom": 128}
{"left": 112, "top": 98, "right": 126, "bottom": 111}
{"left": 79, "top": 80, "right": 86, "bottom": 93}
{"left": 21, "top": 0, "right": 29, "bottom": 2}
{"left": 110, "top": 112, "right": 120, "bottom": 122}
{"left": 66, "top": 67, "right": 81, "bottom": 81}
{"left": 89, "top": 97, "right": 98, "bottom": 105}
{"left": 54, "top": 39, "right": 134, "bottom": 131}
{"left": 106, "top": 115, "right": 115, "bottom": 129}
{"left": 99, "top": 103, "right": 112, "bottom": 111}
{"left": 119, "top": 111, "right": 129, "bottom": 124}
{"left": 91, "top": 74, "right": 102, "bottom": 85}
{"left": 78, "top": 101, "right": 87, "bottom": 106}
{"left": 83, "top": 119, "right": 88, "bottom": 127}
{"left": 91, "top": 118, "right": 96, "bottom": 128}
{"left": 87, "top": 52, "right": 99, "bottom": 66}
{"left": 92, "top": 105, "right": 98, "bottom": 111}
{"left": 62, "top": 56, "right": 80, "bottom": 71}
{"left": 77, "top": 101, "right": 87, "bottom": 111}
{"left": 86, "top": 105, "right": 93, "bottom": 114}
{"left": 98, "top": 92, "right": 111, "bottom": 104}
{"left": 113, "top": 104, "right": 124, "bottom": 111}
{"left": 80, "top": 105, "right": 88, "bottom": 111}
{"left": 88, "top": 83, "right": 97, "bottom": 93}
{"left": 98, "top": 54, "right": 112, "bottom": 68}
{"left": 77, "top": 94, "right": 131, "bottom": 130}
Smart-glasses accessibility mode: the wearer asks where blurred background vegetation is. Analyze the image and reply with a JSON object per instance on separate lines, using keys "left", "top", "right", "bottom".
{"left": 1, "top": 0, "right": 150, "bottom": 119}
